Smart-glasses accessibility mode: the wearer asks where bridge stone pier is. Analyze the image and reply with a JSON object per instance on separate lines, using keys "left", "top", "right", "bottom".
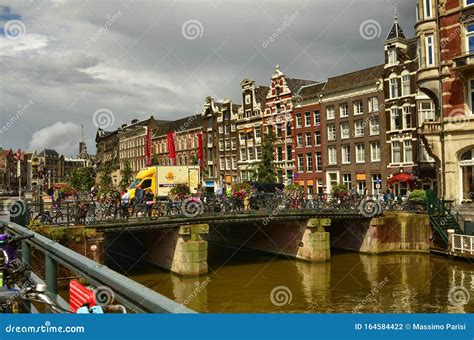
{"left": 103, "top": 224, "right": 209, "bottom": 277}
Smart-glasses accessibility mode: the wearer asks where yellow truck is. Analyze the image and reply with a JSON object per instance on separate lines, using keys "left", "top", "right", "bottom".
{"left": 127, "top": 166, "right": 200, "bottom": 199}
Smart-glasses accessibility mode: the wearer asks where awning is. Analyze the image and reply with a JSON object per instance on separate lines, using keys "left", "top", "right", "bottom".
{"left": 356, "top": 173, "right": 366, "bottom": 181}
{"left": 388, "top": 173, "right": 415, "bottom": 185}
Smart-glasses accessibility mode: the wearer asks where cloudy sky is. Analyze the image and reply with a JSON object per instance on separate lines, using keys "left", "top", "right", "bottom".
{"left": 0, "top": 0, "right": 415, "bottom": 156}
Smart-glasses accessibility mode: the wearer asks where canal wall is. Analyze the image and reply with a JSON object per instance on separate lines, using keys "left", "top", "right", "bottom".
{"left": 329, "top": 213, "right": 431, "bottom": 254}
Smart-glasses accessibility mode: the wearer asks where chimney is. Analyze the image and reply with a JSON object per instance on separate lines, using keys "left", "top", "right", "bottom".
{"left": 121, "top": 124, "right": 127, "bottom": 129}
{"left": 131, "top": 119, "right": 139, "bottom": 124}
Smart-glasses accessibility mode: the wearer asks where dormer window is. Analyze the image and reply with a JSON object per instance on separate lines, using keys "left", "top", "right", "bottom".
{"left": 388, "top": 47, "right": 397, "bottom": 65}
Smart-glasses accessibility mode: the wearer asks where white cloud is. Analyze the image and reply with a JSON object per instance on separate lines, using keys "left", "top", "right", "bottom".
{"left": 0, "top": 34, "right": 48, "bottom": 56}
{"left": 28, "top": 121, "right": 82, "bottom": 156}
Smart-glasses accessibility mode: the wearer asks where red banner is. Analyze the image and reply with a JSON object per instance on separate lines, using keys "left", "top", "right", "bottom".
{"left": 167, "top": 131, "right": 176, "bottom": 165}
{"left": 145, "top": 129, "right": 152, "bottom": 166}
{"left": 197, "top": 132, "right": 203, "bottom": 169}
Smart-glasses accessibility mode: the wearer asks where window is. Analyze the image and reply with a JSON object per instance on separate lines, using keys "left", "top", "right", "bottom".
{"left": 341, "top": 122, "right": 350, "bottom": 139}
{"left": 317, "top": 179, "right": 324, "bottom": 194}
{"left": 220, "top": 158, "right": 225, "bottom": 170}
{"left": 296, "top": 113, "right": 302, "bottom": 127}
{"left": 255, "top": 127, "right": 261, "bottom": 138}
{"left": 219, "top": 141, "right": 224, "bottom": 151}
{"left": 424, "top": 0, "right": 432, "bottom": 18}
{"left": 326, "top": 106, "right": 335, "bottom": 120}
{"left": 248, "top": 147, "right": 255, "bottom": 160}
{"left": 286, "top": 145, "right": 293, "bottom": 160}
{"left": 402, "top": 74, "right": 411, "bottom": 96}
{"left": 245, "top": 94, "right": 251, "bottom": 104}
{"left": 468, "top": 24, "right": 474, "bottom": 53}
{"left": 226, "top": 157, "right": 231, "bottom": 170}
{"left": 356, "top": 144, "right": 365, "bottom": 163}
{"left": 298, "top": 154, "right": 304, "bottom": 171}
{"left": 328, "top": 146, "right": 337, "bottom": 165}
{"left": 371, "top": 142, "right": 381, "bottom": 162}
{"left": 276, "top": 124, "right": 283, "bottom": 137}
{"left": 327, "top": 124, "right": 336, "bottom": 141}
{"left": 239, "top": 133, "right": 245, "bottom": 142}
{"left": 368, "top": 97, "right": 379, "bottom": 112}
{"left": 306, "top": 154, "right": 313, "bottom": 172}
{"left": 426, "top": 34, "right": 435, "bottom": 66}
{"left": 389, "top": 75, "right": 399, "bottom": 98}
{"left": 305, "top": 132, "right": 312, "bottom": 146}
{"left": 403, "top": 106, "right": 412, "bottom": 129}
{"left": 369, "top": 118, "right": 380, "bottom": 135}
{"left": 417, "top": 38, "right": 422, "bottom": 68}
{"left": 391, "top": 141, "right": 401, "bottom": 163}
{"left": 342, "top": 174, "right": 352, "bottom": 189}
{"left": 388, "top": 47, "right": 397, "bottom": 65}
{"left": 419, "top": 101, "right": 435, "bottom": 122}
{"left": 225, "top": 125, "right": 230, "bottom": 134}
{"left": 315, "top": 131, "right": 321, "bottom": 146}
{"left": 286, "top": 122, "right": 292, "bottom": 135}
{"left": 354, "top": 100, "right": 363, "bottom": 115}
{"left": 277, "top": 147, "right": 283, "bottom": 161}
{"left": 256, "top": 147, "right": 262, "bottom": 160}
{"left": 391, "top": 108, "right": 400, "bottom": 130}
{"left": 467, "top": 0, "right": 474, "bottom": 7}
{"left": 404, "top": 140, "right": 413, "bottom": 163}
{"left": 219, "top": 126, "right": 223, "bottom": 133}
{"left": 240, "top": 148, "right": 247, "bottom": 161}
{"left": 342, "top": 145, "right": 350, "bottom": 164}
{"left": 314, "top": 111, "right": 320, "bottom": 125}
{"left": 305, "top": 112, "right": 311, "bottom": 126}
{"left": 297, "top": 133, "right": 303, "bottom": 147}
{"left": 420, "top": 144, "right": 434, "bottom": 162}
{"left": 340, "top": 103, "right": 349, "bottom": 117}
{"left": 276, "top": 103, "right": 281, "bottom": 114}
{"left": 355, "top": 121, "right": 364, "bottom": 137}
{"left": 232, "top": 156, "right": 237, "bottom": 170}
{"left": 316, "top": 152, "right": 322, "bottom": 171}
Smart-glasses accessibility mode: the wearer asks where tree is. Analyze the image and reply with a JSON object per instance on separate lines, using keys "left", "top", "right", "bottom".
{"left": 70, "top": 167, "right": 95, "bottom": 192}
{"left": 151, "top": 154, "right": 159, "bottom": 166}
{"left": 256, "top": 128, "right": 276, "bottom": 183}
{"left": 120, "top": 161, "right": 133, "bottom": 188}
{"left": 100, "top": 164, "right": 113, "bottom": 189}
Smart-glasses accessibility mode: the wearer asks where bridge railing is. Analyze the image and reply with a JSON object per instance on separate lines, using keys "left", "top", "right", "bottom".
{"left": 451, "top": 233, "right": 474, "bottom": 255}
{"left": 0, "top": 221, "right": 195, "bottom": 314}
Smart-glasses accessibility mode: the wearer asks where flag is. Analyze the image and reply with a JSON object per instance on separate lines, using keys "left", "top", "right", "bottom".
{"left": 167, "top": 131, "right": 176, "bottom": 165}
{"left": 197, "top": 132, "right": 203, "bottom": 169}
{"left": 145, "top": 128, "right": 152, "bottom": 166}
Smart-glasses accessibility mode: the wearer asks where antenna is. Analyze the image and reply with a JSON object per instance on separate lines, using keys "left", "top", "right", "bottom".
{"left": 394, "top": 0, "right": 399, "bottom": 22}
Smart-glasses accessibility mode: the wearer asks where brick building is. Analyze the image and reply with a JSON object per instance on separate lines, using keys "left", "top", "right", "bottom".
{"left": 321, "top": 65, "right": 388, "bottom": 196}
{"left": 383, "top": 13, "right": 437, "bottom": 196}
{"left": 237, "top": 79, "right": 269, "bottom": 181}
{"left": 152, "top": 114, "right": 202, "bottom": 167}
{"left": 263, "top": 65, "right": 316, "bottom": 184}
{"left": 292, "top": 82, "right": 326, "bottom": 196}
{"left": 417, "top": 0, "right": 474, "bottom": 203}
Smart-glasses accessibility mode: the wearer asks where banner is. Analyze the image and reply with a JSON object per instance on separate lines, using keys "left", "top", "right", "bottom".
{"left": 17, "top": 149, "right": 21, "bottom": 178}
{"left": 197, "top": 132, "right": 203, "bottom": 169}
{"left": 0, "top": 314, "right": 471, "bottom": 340}
{"left": 145, "top": 129, "right": 152, "bottom": 166}
{"left": 167, "top": 131, "right": 177, "bottom": 166}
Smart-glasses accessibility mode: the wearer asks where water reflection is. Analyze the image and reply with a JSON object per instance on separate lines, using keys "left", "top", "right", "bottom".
{"left": 130, "top": 247, "right": 474, "bottom": 313}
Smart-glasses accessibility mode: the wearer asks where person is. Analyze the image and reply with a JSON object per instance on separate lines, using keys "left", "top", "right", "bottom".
{"left": 383, "top": 189, "right": 391, "bottom": 206}
{"left": 226, "top": 185, "right": 232, "bottom": 197}
{"left": 216, "top": 184, "right": 223, "bottom": 197}
{"left": 135, "top": 186, "right": 144, "bottom": 204}
{"left": 120, "top": 190, "right": 130, "bottom": 218}
{"left": 47, "top": 186, "right": 55, "bottom": 204}
{"left": 350, "top": 186, "right": 358, "bottom": 204}
{"left": 144, "top": 189, "right": 154, "bottom": 217}
{"left": 90, "top": 185, "right": 98, "bottom": 199}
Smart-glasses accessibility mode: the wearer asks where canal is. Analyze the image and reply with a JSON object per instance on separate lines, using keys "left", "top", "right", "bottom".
{"left": 129, "top": 245, "right": 474, "bottom": 313}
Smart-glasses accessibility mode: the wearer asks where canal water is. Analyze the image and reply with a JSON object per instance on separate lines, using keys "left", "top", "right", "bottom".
{"left": 130, "top": 246, "right": 474, "bottom": 313}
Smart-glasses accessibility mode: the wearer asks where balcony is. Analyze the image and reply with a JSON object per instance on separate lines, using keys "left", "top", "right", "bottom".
{"left": 453, "top": 52, "right": 474, "bottom": 72}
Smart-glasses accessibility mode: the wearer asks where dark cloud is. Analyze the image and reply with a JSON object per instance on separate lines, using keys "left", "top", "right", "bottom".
{"left": 0, "top": 0, "right": 415, "bottom": 156}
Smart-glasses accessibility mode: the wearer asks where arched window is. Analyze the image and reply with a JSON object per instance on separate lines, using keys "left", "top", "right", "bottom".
{"left": 460, "top": 149, "right": 474, "bottom": 200}
{"left": 389, "top": 73, "right": 398, "bottom": 99}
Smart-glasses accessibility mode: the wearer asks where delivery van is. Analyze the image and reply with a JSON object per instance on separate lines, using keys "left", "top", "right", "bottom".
{"left": 127, "top": 166, "right": 200, "bottom": 199}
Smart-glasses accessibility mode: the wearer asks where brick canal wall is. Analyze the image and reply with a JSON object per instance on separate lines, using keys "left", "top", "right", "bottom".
{"left": 329, "top": 213, "right": 431, "bottom": 253}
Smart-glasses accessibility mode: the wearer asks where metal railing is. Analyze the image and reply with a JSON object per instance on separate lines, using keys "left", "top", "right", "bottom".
{"left": 451, "top": 233, "right": 474, "bottom": 255}
{"left": 0, "top": 221, "right": 195, "bottom": 313}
